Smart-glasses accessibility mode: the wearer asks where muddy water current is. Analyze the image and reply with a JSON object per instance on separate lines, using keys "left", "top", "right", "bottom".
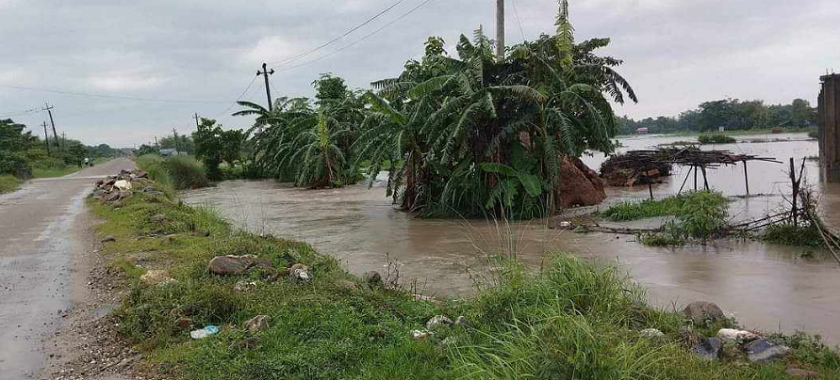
{"left": 184, "top": 133, "right": 840, "bottom": 344}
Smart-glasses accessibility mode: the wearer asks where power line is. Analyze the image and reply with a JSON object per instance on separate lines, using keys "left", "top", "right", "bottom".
{"left": 267, "top": 0, "right": 410, "bottom": 67}
{"left": 510, "top": 0, "right": 526, "bottom": 41}
{"left": 210, "top": 75, "right": 259, "bottom": 119}
{"left": 0, "top": 107, "right": 40, "bottom": 118}
{"left": 271, "top": 0, "right": 437, "bottom": 74}
{"left": 0, "top": 83, "right": 230, "bottom": 104}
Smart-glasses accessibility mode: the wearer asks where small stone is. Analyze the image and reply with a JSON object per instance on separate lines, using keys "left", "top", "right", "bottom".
{"left": 101, "top": 235, "right": 116, "bottom": 243}
{"left": 426, "top": 315, "right": 453, "bottom": 330}
{"left": 716, "top": 328, "right": 759, "bottom": 343}
{"left": 640, "top": 328, "right": 664, "bottom": 338}
{"left": 233, "top": 280, "right": 257, "bottom": 292}
{"left": 682, "top": 301, "right": 725, "bottom": 324}
{"left": 288, "top": 263, "right": 312, "bottom": 284}
{"left": 364, "top": 271, "right": 383, "bottom": 289}
{"left": 139, "top": 270, "right": 171, "bottom": 285}
{"left": 243, "top": 315, "right": 271, "bottom": 332}
{"left": 411, "top": 329, "right": 432, "bottom": 340}
{"left": 745, "top": 338, "right": 790, "bottom": 364}
{"left": 454, "top": 316, "right": 473, "bottom": 329}
{"left": 692, "top": 337, "right": 722, "bottom": 360}
{"left": 785, "top": 367, "right": 819, "bottom": 378}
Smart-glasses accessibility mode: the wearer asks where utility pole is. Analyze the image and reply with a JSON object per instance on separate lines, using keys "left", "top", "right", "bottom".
{"left": 43, "top": 103, "right": 59, "bottom": 149}
{"left": 42, "top": 121, "right": 51, "bottom": 155}
{"left": 61, "top": 132, "right": 66, "bottom": 151}
{"left": 257, "top": 63, "right": 275, "bottom": 111}
{"left": 194, "top": 113, "right": 200, "bottom": 129}
{"left": 496, "top": 0, "right": 505, "bottom": 60}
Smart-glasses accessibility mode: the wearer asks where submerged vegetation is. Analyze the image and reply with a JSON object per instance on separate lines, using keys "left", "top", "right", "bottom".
{"left": 90, "top": 172, "right": 840, "bottom": 380}
{"left": 601, "top": 192, "right": 729, "bottom": 246}
{"left": 761, "top": 223, "right": 824, "bottom": 248}
{"left": 603, "top": 191, "right": 728, "bottom": 222}
{"left": 237, "top": 0, "right": 635, "bottom": 218}
{"left": 698, "top": 133, "right": 737, "bottom": 144}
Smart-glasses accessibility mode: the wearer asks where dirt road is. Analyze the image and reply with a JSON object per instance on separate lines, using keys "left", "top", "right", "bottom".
{"left": 0, "top": 159, "right": 134, "bottom": 380}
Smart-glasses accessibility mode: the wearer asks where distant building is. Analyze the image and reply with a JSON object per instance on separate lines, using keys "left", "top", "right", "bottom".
{"left": 636, "top": 127, "right": 649, "bottom": 134}
{"left": 159, "top": 148, "right": 179, "bottom": 157}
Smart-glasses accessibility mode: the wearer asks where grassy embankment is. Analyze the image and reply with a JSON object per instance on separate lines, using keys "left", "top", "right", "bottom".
{"left": 88, "top": 179, "right": 840, "bottom": 380}
{"left": 0, "top": 174, "right": 23, "bottom": 193}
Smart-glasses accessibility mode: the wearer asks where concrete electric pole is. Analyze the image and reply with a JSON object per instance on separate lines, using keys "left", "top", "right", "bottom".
{"left": 496, "top": 0, "right": 505, "bottom": 61}
{"left": 257, "top": 63, "right": 275, "bottom": 111}
{"left": 41, "top": 121, "right": 50, "bottom": 155}
{"left": 42, "top": 103, "right": 59, "bottom": 149}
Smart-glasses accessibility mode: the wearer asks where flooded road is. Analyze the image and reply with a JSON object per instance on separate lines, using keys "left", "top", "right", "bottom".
{"left": 184, "top": 132, "right": 840, "bottom": 344}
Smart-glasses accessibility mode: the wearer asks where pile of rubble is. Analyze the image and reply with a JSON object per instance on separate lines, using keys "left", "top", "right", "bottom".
{"left": 92, "top": 169, "right": 163, "bottom": 204}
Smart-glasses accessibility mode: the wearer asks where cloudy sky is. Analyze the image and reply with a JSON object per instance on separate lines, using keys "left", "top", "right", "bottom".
{"left": 1, "top": 0, "right": 838, "bottom": 147}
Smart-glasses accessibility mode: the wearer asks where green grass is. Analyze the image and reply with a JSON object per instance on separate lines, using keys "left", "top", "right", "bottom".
{"left": 698, "top": 134, "right": 737, "bottom": 145}
{"left": 761, "top": 223, "right": 824, "bottom": 247}
{"left": 603, "top": 196, "right": 688, "bottom": 222}
{"left": 0, "top": 174, "right": 23, "bottom": 193}
{"left": 89, "top": 182, "right": 840, "bottom": 380}
{"left": 135, "top": 154, "right": 209, "bottom": 191}
{"left": 32, "top": 163, "right": 83, "bottom": 178}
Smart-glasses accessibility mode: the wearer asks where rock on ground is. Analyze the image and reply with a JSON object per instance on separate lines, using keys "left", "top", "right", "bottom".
{"left": 640, "top": 328, "right": 665, "bottom": 338}
{"left": 682, "top": 301, "right": 725, "bottom": 324}
{"left": 716, "top": 328, "right": 759, "bottom": 343}
{"left": 426, "top": 315, "right": 453, "bottom": 330}
{"left": 692, "top": 337, "right": 722, "bottom": 360}
{"left": 745, "top": 338, "right": 790, "bottom": 364}
{"left": 208, "top": 255, "right": 257, "bottom": 275}
{"left": 139, "top": 270, "right": 172, "bottom": 285}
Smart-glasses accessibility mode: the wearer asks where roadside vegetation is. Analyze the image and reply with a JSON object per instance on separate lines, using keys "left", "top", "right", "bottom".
{"left": 0, "top": 117, "right": 119, "bottom": 193}
{"left": 0, "top": 174, "right": 23, "bottom": 193}
{"left": 698, "top": 133, "right": 737, "bottom": 144}
{"left": 89, "top": 172, "right": 840, "bottom": 379}
{"left": 135, "top": 154, "right": 209, "bottom": 191}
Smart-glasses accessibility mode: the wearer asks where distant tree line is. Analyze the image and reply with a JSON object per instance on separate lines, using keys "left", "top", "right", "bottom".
{"left": 0, "top": 118, "right": 120, "bottom": 178}
{"left": 617, "top": 98, "right": 818, "bottom": 134}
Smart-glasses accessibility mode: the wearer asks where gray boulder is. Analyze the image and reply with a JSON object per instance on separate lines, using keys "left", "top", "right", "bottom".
{"left": 745, "top": 338, "right": 790, "bottom": 364}
{"left": 208, "top": 255, "right": 257, "bottom": 275}
{"left": 364, "top": 271, "right": 383, "bottom": 289}
{"left": 692, "top": 337, "right": 722, "bottom": 360}
{"left": 682, "top": 301, "right": 725, "bottom": 324}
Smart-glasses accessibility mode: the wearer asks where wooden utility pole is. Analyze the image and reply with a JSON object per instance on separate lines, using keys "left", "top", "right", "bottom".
{"left": 496, "top": 0, "right": 505, "bottom": 60}
{"left": 41, "top": 121, "right": 50, "bottom": 155}
{"left": 43, "top": 103, "right": 59, "bottom": 149}
{"left": 194, "top": 113, "right": 200, "bottom": 129}
{"left": 257, "top": 63, "right": 275, "bottom": 111}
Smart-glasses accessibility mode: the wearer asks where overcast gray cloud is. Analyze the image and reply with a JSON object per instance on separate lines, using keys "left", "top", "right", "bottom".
{"left": 1, "top": 0, "right": 838, "bottom": 147}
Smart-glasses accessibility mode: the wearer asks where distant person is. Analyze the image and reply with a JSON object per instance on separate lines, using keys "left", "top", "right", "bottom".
{"left": 84, "top": 157, "right": 90, "bottom": 167}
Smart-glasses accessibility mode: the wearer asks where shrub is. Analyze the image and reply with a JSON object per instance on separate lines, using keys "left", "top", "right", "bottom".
{"left": 697, "top": 134, "right": 736, "bottom": 144}
{"left": 135, "top": 154, "right": 209, "bottom": 190}
{"left": 0, "top": 174, "right": 23, "bottom": 193}
{"left": 761, "top": 223, "right": 823, "bottom": 247}
{"left": 808, "top": 131, "right": 819, "bottom": 139}
{"left": 678, "top": 190, "right": 728, "bottom": 240}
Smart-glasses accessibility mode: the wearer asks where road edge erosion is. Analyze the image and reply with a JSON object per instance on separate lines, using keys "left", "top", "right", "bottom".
{"left": 72, "top": 171, "right": 840, "bottom": 379}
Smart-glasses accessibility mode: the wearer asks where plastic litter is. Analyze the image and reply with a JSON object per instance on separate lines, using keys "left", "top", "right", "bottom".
{"left": 190, "top": 325, "right": 220, "bottom": 339}
{"left": 114, "top": 180, "right": 132, "bottom": 190}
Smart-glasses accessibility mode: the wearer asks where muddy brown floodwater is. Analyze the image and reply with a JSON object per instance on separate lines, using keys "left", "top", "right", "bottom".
{"left": 184, "top": 132, "right": 840, "bottom": 345}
